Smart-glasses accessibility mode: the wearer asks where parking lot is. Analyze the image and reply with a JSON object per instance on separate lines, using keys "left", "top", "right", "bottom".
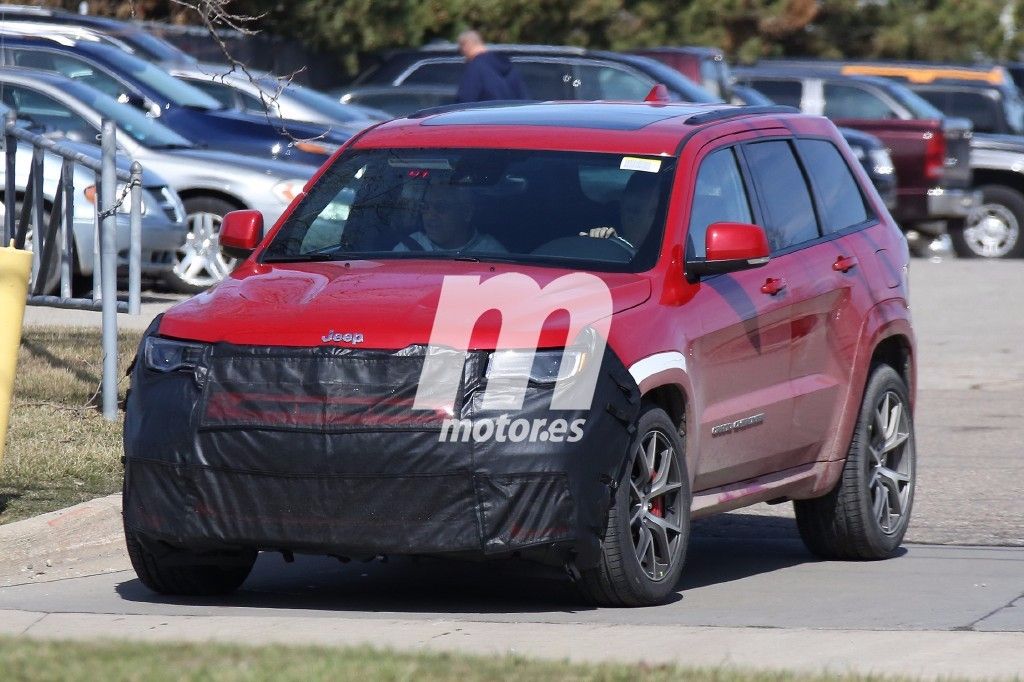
{"left": 2, "top": 256, "right": 1021, "bottom": 678}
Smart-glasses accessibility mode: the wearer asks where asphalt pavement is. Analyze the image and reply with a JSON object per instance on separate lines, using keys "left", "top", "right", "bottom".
{"left": 6, "top": 256, "right": 1024, "bottom": 678}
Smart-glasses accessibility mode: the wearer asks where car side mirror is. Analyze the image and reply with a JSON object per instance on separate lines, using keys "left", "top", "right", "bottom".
{"left": 685, "top": 222, "right": 771, "bottom": 281}
{"left": 220, "top": 210, "right": 264, "bottom": 261}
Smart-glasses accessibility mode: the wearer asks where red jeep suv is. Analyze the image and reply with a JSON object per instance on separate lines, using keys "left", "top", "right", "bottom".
{"left": 123, "top": 100, "right": 917, "bottom": 607}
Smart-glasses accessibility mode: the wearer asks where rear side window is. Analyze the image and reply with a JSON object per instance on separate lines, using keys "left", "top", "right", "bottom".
{"left": 743, "top": 140, "right": 820, "bottom": 251}
{"left": 687, "top": 147, "right": 753, "bottom": 257}
{"left": 796, "top": 139, "right": 871, "bottom": 234}
{"left": 745, "top": 79, "right": 802, "bottom": 108}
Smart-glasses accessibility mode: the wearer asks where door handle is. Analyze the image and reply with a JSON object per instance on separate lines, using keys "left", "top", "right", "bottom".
{"left": 760, "top": 277, "right": 787, "bottom": 295}
{"left": 833, "top": 255, "right": 859, "bottom": 273}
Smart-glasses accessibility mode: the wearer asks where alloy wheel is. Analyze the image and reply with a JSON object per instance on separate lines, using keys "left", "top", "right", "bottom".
{"left": 174, "top": 211, "right": 236, "bottom": 289}
{"left": 964, "top": 202, "right": 1020, "bottom": 258}
{"left": 628, "top": 429, "right": 685, "bottom": 581}
{"left": 867, "top": 390, "right": 914, "bottom": 535}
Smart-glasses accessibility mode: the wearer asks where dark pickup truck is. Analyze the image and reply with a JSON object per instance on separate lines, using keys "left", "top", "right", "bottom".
{"left": 735, "top": 67, "right": 976, "bottom": 245}
{"left": 903, "top": 81, "right": 1024, "bottom": 258}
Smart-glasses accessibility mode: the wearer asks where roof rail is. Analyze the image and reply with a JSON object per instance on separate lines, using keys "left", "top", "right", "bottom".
{"left": 684, "top": 105, "right": 800, "bottom": 125}
{"left": 408, "top": 99, "right": 540, "bottom": 119}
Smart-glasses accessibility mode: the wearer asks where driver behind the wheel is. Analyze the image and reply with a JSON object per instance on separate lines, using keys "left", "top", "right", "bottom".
{"left": 394, "top": 182, "right": 506, "bottom": 253}
{"left": 580, "top": 171, "right": 662, "bottom": 251}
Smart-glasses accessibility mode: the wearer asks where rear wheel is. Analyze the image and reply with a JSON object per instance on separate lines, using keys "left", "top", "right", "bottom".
{"left": 795, "top": 364, "right": 916, "bottom": 559}
{"left": 124, "top": 525, "right": 256, "bottom": 596}
{"left": 165, "top": 196, "right": 239, "bottom": 294}
{"left": 579, "top": 405, "right": 690, "bottom": 606}
{"left": 952, "top": 184, "right": 1024, "bottom": 259}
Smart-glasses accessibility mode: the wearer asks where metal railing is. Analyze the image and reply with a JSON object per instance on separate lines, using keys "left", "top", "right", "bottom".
{"left": 2, "top": 115, "right": 142, "bottom": 420}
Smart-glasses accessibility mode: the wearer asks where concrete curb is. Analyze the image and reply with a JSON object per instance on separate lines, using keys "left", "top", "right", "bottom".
{"left": 0, "top": 494, "right": 128, "bottom": 586}
{"left": 0, "top": 610, "right": 1022, "bottom": 680}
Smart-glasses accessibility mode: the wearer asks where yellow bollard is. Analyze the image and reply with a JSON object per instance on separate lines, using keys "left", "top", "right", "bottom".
{"left": 0, "top": 239, "right": 31, "bottom": 465}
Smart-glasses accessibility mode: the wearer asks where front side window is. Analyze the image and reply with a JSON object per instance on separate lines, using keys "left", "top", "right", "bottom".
{"left": 687, "top": 147, "right": 753, "bottom": 257}
{"left": 796, "top": 139, "right": 870, "bottom": 234}
{"left": 576, "top": 64, "right": 653, "bottom": 101}
{"left": 187, "top": 79, "right": 238, "bottom": 109}
{"left": 1, "top": 85, "right": 94, "bottom": 140}
{"left": 263, "top": 148, "right": 676, "bottom": 272}
{"left": 824, "top": 83, "right": 897, "bottom": 120}
{"left": 513, "top": 60, "right": 569, "bottom": 100}
{"left": 743, "top": 140, "right": 820, "bottom": 251}
{"left": 401, "top": 61, "right": 465, "bottom": 86}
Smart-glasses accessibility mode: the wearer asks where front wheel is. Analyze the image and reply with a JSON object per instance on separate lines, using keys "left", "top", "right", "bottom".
{"left": 125, "top": 525, "right": 256, "bottom": 596}
{"left": 578, "top": 405, "right": 691, "bottom": 606}
{"left": 164, "top": 196, "right": 239, "bottom": 294}
{"left": 952, "top": 185, "right": 1024, "bottom": 259}
{"left": 795, "top": 364, "right": 916, "bottom": 559}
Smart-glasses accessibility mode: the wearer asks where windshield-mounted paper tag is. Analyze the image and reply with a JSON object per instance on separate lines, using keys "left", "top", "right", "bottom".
{"left": 620, "top": 156, "right": 661, "bottom": 173}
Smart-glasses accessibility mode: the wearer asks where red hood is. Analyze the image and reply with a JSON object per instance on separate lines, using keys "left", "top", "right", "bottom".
{"left": 158, "top": 260, "right": 652, "bottom": 349}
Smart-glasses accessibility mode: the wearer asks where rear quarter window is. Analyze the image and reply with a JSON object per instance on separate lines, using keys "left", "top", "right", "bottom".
{"left": 796, "top": 139, "right": 872, "bottom": 234}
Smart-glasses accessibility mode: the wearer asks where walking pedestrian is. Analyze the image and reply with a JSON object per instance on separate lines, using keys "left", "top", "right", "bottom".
{"left": 455, "top": 30, "right": 529, "bottom": 103}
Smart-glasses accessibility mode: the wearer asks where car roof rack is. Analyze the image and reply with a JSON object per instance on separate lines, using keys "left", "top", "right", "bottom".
{"left": 684, "top": 105, "right": 800, "bottom": 125}
{"left": 408, "top": 100, "right": 540, "bottom": 119}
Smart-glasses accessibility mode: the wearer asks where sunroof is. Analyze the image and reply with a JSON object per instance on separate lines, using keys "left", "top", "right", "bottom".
{"left": 419, "top": 102, "right": 695, "bottom": 130}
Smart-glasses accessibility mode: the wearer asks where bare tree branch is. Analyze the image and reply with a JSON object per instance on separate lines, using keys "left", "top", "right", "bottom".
{"left": 128, "top": 0, "right": 331, "bottom": 145}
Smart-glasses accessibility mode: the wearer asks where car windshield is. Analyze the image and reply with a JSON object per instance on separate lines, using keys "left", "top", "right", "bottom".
{"left": 69, "top": 83, "right": 193, "bottom": 148}
{"left": 274, "top": 81, "right": 376, "bottom": 122}
{"left": 110, "top": 48, "right": 222, "bottom": 109}
{"left": 888, "top": 84, "right": 945, "bottom": 119}
{"left": 263, "top": 147, "right": 676, "bottom": 272}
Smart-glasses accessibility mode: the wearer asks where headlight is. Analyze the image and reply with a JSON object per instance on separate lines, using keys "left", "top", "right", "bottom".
{"left": 486, "top": 347, "right": 590, "bottom": 385}
{"left": 83, "top": 185, "right": 147, "bottom": 214}
{"left": 869, "top": 148, "right": 895, "bottom": 176}
{"left": 143, "top": 337, "right": 206, "bottom": 373}
{"left": 271, "top": 179, "right": 307, "bottom": 204}
{"left": 294, "top": 140, "right": 340, "bottom": 156}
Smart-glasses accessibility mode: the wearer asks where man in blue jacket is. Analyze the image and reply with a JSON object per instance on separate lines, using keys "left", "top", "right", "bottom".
{"left": 455, "top": 30, "right": 529, "bottom": 103}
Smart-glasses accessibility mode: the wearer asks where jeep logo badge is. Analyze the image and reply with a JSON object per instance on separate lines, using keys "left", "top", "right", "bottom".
{"left": 320, "top": 329, "right": 364, "bottom": 344}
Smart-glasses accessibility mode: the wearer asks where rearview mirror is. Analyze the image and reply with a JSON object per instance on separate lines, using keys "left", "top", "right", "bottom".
{"left": 220, "top": 210, "right": 264, "bottom": 261}
{"left": 685, "top": 222, "right": 771, "bottom": 281}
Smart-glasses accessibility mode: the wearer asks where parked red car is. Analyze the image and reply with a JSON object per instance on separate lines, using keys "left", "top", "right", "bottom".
{"left": 123, "top": 100, "right": 917, "bottom": 607}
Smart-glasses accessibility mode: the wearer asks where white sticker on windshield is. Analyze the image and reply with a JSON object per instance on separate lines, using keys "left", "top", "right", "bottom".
{"left": 620, "top": 156, "right": 662, "bottom": 173}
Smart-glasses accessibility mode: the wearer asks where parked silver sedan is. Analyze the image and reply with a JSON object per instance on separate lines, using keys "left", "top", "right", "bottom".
{"left": 171, "top": 65, "right": 388, "bottom": 132}
{"left": 0, "top": 106, "right": 186, "bottom": 295}
{"left": 0, "top": 68, "right": 320, "bottom": 293}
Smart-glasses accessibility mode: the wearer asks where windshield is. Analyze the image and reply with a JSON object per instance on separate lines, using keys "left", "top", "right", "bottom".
{"left": 111, "top": 48, "right": 222, "bottom": 109}
{"left": 69, "top": 83, "right": 192, "bottom": 148}
{"left": 1002, "top": 88, "right": 1024, "bottom": 135}
{"left": 263, "top": 148, "right": 676, "bottom": 272}
{"left": 889, "top": 84, "right": 945, "bottom": 119}
{"left": 275, "top": 81, "right": 375, "bottom": 123}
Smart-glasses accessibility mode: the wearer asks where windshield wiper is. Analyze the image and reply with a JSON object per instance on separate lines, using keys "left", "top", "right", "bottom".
{"left": 261, "top": 253, "right": 343, "bottom": 263}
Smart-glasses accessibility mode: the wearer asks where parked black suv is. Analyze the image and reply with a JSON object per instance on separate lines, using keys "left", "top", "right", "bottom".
{"left": 347, "top": 44, "right": 719, "bottom": 103}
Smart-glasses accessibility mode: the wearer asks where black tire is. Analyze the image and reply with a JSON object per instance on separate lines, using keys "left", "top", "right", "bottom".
{"left": 578, "top": 404, "right": 691, "bottom": 607}
{"left": 951, "top": 184, "right": 1024, "bottom": 259}
{"left": 124, "top": 525, "right": 256, "bottom": 596}
{"left": 794, "top": 364, "right": 916, "bottom": 560}
{"left": 164, "top": 196, "right": 240, "bottom": 294}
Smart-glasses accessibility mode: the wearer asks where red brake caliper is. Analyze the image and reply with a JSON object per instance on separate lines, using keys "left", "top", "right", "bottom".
{"left": 650, "top": 468, "right": 664, "bottom": 517}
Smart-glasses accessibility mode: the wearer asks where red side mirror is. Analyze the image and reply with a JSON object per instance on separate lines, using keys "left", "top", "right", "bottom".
{"left": 644, "top": 83, "right": 671, "bottom": 103}
{"left": 687, "top": 222, "right": 771, "bottom": 280}
{"left": 220, "top": 210, "right": 263, "bottom": 261}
